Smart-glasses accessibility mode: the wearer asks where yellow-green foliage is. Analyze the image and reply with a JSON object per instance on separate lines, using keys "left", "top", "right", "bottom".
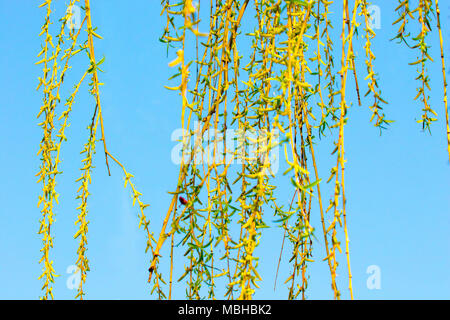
{"left": 36, "top": 0, "right": 449, "bottom": 300}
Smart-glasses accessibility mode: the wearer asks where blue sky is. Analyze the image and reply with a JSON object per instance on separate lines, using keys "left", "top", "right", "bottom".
{"left": 0, "top": 0, "right": 449, "bottom": 300}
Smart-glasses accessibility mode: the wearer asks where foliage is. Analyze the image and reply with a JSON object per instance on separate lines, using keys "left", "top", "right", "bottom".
{"left": 36, "top": 0, "right": 448, "bottom": 300}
